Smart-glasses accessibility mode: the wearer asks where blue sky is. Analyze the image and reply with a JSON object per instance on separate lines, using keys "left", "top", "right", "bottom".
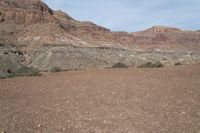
{"left": 44, "top": 0, "right": 200, "bottom": 32}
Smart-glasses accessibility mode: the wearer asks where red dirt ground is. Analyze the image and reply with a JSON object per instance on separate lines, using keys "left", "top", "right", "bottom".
{"left": 0, "top": 64, "right": 200, "bottom": 133}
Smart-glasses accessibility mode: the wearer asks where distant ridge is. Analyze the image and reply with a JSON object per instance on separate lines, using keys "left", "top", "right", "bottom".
{"left": 0, "top": 0, "right": 200, "bottom": 52}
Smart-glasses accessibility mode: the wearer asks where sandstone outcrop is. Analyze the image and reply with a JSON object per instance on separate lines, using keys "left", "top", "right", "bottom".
{"left": 1, "top": 0, "right": 200, "bottom": 52}
{"left": 0, "top": 0, "right": 200, "bottom": 71}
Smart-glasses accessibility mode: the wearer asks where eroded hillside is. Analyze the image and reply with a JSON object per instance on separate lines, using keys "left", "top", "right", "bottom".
{"left": 0, "top": 0, "right": 200, "bottom": 73}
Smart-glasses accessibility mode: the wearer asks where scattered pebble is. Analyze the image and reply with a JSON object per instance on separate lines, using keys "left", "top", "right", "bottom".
{"left": 36, "top": 124, "right": 42, "bottom": 128}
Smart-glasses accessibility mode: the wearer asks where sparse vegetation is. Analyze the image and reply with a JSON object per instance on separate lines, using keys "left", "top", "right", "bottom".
{"left": 0, "top": 71, "right": 9, "bottom": 79}
{"left": 174, "top": 62, "right": 182, "bottom": 66}
{"left": 8, "top": 66, "right": 41, "bottom": 77}
{"left": 50, "top": 66, "right": 62, "bottom": 72}
{"left": 138, "top": 61, "right": 164, "bottom": 68}
{"left": 112, "top": 63, "right": 128, "bottom": 68}
{"left": 0, "top": 66, "right": 41, "bottom": 79}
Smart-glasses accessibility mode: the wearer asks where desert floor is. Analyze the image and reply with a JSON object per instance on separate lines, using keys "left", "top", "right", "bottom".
{"left": 0, "top": 64, "right": 200, "bottom": 133}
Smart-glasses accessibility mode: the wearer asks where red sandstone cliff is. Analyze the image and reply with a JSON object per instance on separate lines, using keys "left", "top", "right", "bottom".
{"left": 0, "top": 0, "right": 200, "bottom": 52}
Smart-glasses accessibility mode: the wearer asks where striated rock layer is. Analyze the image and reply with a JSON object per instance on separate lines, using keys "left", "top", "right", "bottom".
{"left": 0, "top": 0, "right": 200, "bottom": 71}
{"left": 1, "top": 0, "right": 200, "bottom": 51}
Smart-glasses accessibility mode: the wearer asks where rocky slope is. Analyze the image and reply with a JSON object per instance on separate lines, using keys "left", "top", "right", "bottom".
{"left": 0, "top": 0, "right": 200, "bottom": 72}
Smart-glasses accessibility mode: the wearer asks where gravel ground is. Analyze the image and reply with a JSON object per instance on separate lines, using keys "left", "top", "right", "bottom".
{"left": 0, "top": 64, "right": 200, "bottom": 133}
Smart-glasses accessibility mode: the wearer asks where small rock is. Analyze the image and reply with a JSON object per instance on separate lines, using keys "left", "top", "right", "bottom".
{"left": 111, "top": 92, "right": 115, "bottom": 95}
{"left": 36, "top": 124, "right": 42, "bottom": 128}
{"left": 62, "top": 127, "right": 66, "bottom": 131}
{"left": 181, "top": 111, "right": 186, "bottom": 115}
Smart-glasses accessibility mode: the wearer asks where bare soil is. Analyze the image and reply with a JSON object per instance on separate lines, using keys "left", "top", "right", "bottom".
{"left": 0, "top": 64, "right": 200, "bottom": 133}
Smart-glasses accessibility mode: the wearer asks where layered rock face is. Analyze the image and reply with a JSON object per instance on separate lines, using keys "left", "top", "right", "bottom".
{"left": 131, "top": 26, "right": 200, "bottom": 52}
{"left": 0, "top": 0, "right": 55, "bottom": 24}
{"left": 0, "top": 0, "right": 88, "bottom": 47}
{"left": 54, "top": 10, "right": 200, "bottom": 52}
{"left": 0, "top": 0, "right": 200, "bottom": 71}
{"left": 1, "top": 0, "right": 200, "bottom": 51}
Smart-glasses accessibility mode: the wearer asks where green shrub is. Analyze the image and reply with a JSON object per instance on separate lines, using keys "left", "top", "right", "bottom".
{"left": 112, "top": 63, "right": 128, "bottom": 68}
{"left": 50, "top": 66, "right": 62, "bottom": 72}
{"left": 8, "top": 66, "right": 41, "bottom": 77}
